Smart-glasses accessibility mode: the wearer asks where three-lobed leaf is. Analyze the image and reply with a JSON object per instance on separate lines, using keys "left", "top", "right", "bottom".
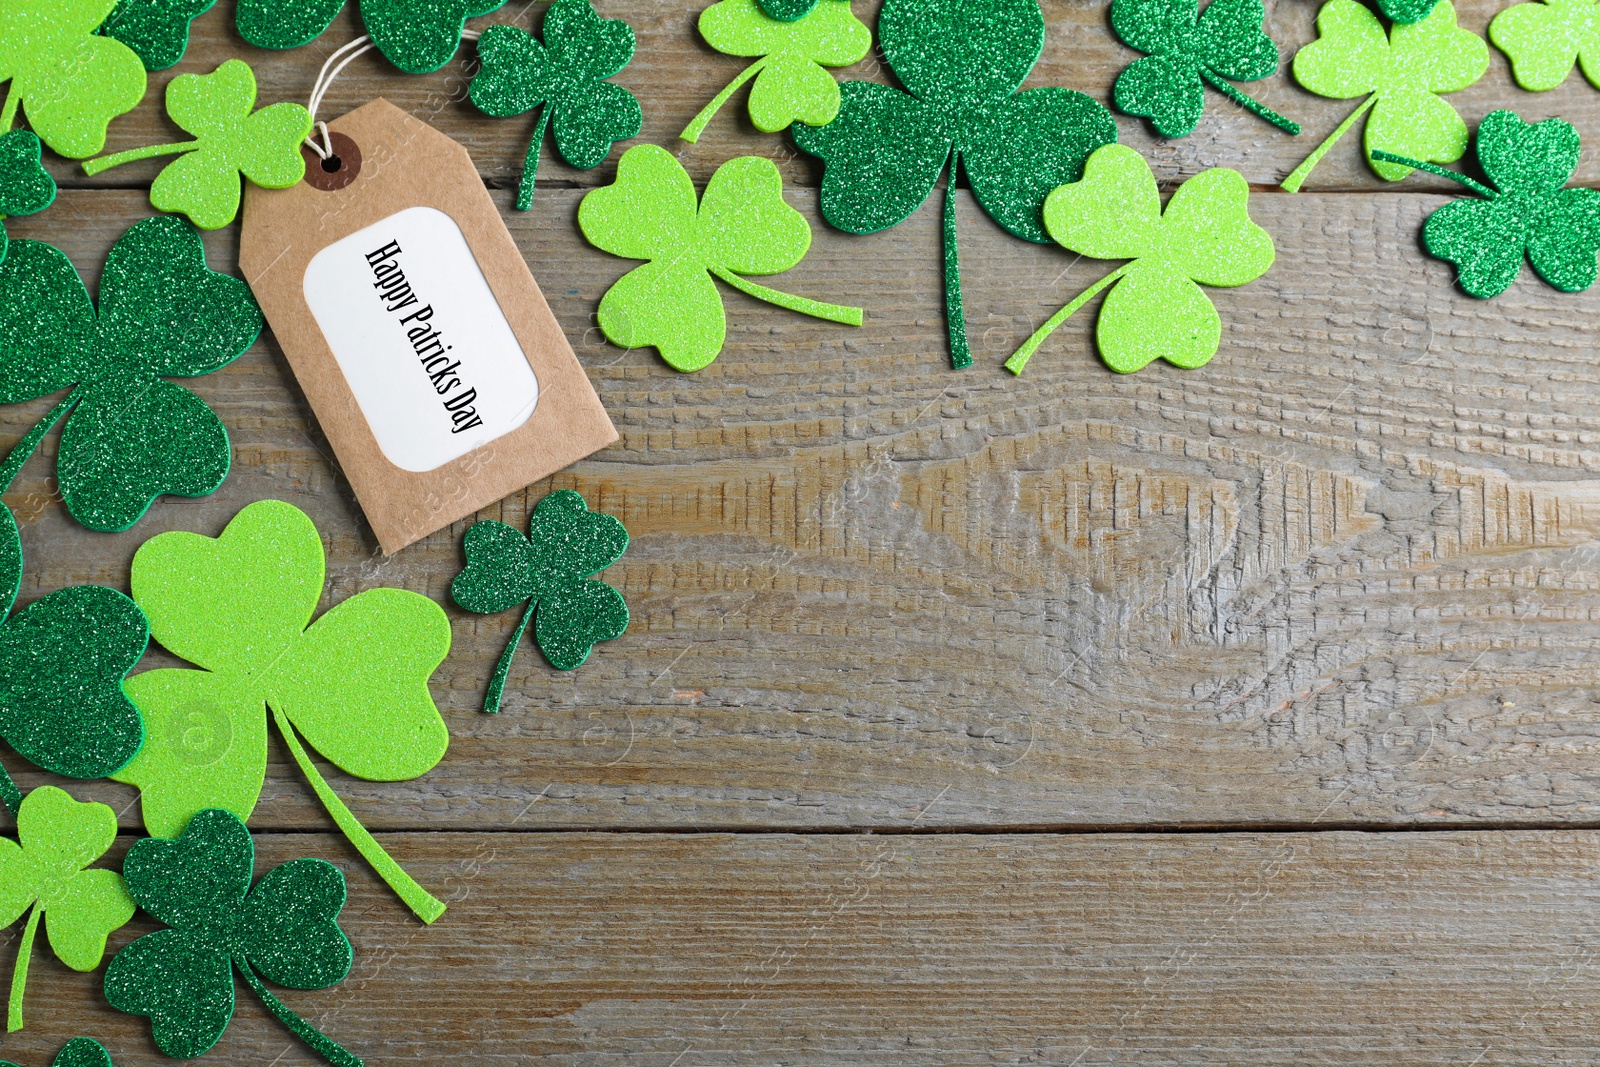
{"left": 0, "top": 0, "right": 147, "bottom": 158}
{"left": 1490, "top": 0, "right": 1600, "bottom": 91}
{"left": 101, "top": 0, "right": 217, "bottom": 70}
{"left": 1111, "top": 0, "right": 1282, "bottom": 137}
{"left": 697, "top": 0, "right": 871, "bottom": 132}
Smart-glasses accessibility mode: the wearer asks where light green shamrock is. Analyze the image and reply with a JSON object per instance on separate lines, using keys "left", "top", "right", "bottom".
{"left": 112, "top": 499, "right": 453, "bottom": 925}
{"left": 1, "top": 786, "right": 135, "bottom": 1033}
{"left": 1490, "top": 0, "right": 1600, "bottom": 90}
{"left": 82, "top": 59, "right": 310, "bottom": 229}
{"left": 1006, "top": 143, "right": 1273, "bottom": 375}
{"left": 0, "top": 0, "right": 147, "bottom": 158}
{"left": 1281, "top": 0, "right": 1487, "bottom": 190}
{"left": 580, "top": 143, "right": 862, "bottom": 372}
{"left": 681, "top": 0, "right": 871, "bottom": 143}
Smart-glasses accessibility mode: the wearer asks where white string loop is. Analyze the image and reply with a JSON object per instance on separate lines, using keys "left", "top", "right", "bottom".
{"left": 303, "top": 35, "right": 376, "bottom": 159}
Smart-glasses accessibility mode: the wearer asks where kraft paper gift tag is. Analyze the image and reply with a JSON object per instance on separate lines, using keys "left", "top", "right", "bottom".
{"left": 240, "top": 99, "right": 617, "bottom": 555}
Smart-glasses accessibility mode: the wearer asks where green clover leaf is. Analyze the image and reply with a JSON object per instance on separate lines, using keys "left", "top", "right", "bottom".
{"left": 791, "top": 0, "right": 1116, "bottom": 369}
{"left": 759, "top": 0, "right": 819, "bottom": 17}
{"left": 1006, "top": 143, "right": 1273, "bottom": 375}
{"left": 0, "top": 0, "right": 146, "bottom": 159}
{"left": 1, "top": 1037, "right": 116, "bottom": 1067}
{"left": 1379, "top": 0, "right": 1442, "bottom": 21}
{"left": 0, "top": 216, "right": 261, "bottom": 530}
{"left": 1373, "top": 110, "right": 1600, "bottom": 298}
{"left": 0, "top": 786, "right": 135, "bottom": 1033}
{"left": 1490, "top": 0, "right": 1600, "bottom": 91}
{"left": 0, "top": 129, "right": 56, "bottom": 269}
{"left": 682, "top": 0, "right": 870, "bottom": 143}
{"left": 452, "top": 489, "right": 629, "bottom": 713}
{"left": 82, "top": 59, "right": 310, "bottom": 229}
{"left": 110, "top": 499, "right": 452, "bottom": 925}
{"left": 104, "top": 808, "right": 360, "bottom": 1066}
{"left": 1282, "top": 0, "right": 1487, "bottom": 190}
{"left": 237, "top": 0, "right": 505, "bottom": 74}
{"left": 1111, "top": 0, "right": 1300, "bottom": 138}
{"left": 579, "top": 143, "right": 862, "bottom": 371}
{"left": 100, "top": 0, "right": 217, "bottom": 70}
{"left": 468, "top": 0, "right": 641, "bottom": 210}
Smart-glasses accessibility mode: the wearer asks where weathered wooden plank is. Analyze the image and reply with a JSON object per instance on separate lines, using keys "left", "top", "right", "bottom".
{"left": 8, "top": 187, "right": 1600, "bottom": 831}
{"left": 5, "top": 829, "right": 1600, "bottom": 1066}
{"left": 39, "top": 0, "right": 1578, "bottom": 196}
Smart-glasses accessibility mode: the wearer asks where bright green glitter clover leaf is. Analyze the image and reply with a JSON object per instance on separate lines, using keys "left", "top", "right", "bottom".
{"left": 681, "top": 0, "right": 871, "bottom": 144}
{"left": 100, "top": 0, "right": 217, "bottom": 70}
{"left": 1006, "top": 143, "right": 1274, "bottom": 375}
{"left": 1372, "top": 110, "right": 1600, "bottom": 298}
{"left": 580, "top": 143, "right": 863, "bottom": 371}
{"left": 0, "top": 489, "right": 148, "bottom": 819}
{"left": 103, "top": 808, "right": 360, "bottom": 1067}
{"left": 1, "top": 787, "right": 135, "bottom": 1033}
{"left": 237, "top": 0, "right": 506, "bottom": 74}
{"left": 1281, "top": 0, "right": 1487, "bottom": 190}
{"left": 81, "top": 60, "right": 310, "bottom": 229}
{"left": 1110, "top": 0, "right": 1300, "bottom": 138}
{"left": 790, "top": 0, "right": 1117, "bottom": 370}
{"left": 452, "top": 489, "right": 629, "bottom": 714}
{"left": 1, "top": 1037, "right": 116, "bottom": 1067}
{"left": 1490, "top": 0, "right": 1600, "bottom": 91}
{"left": 0, "top": 129, "right": 56, "bottom": 268}
{"left": 0, "top": 216, "right": 261, "bottom": 531}
{"left": 468, "top": 0, "right": 641, "bottom": 211}
{"left": 0, "top": 0, "right": 147, "bottom": 159}
{"left": 112, "top": 499, "right": 452, "bottom": 925}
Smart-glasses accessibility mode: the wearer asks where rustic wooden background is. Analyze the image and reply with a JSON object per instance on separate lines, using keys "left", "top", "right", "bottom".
{"left": 7, "top": 0, "right": 1600, "bottom": 1062}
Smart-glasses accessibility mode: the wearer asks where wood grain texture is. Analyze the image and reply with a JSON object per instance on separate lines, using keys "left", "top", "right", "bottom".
{"left": 7, "top": 830, "right": 1600, "bottom": 1066}
{"left": 44, "top": 0, "right": 1594, "bottom": 196}
{"left": 6, "top": 182, "right": 1600, "bottom": 832}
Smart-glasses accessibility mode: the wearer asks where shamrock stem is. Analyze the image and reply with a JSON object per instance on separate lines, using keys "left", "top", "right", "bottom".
{"left": 943, "top": 157, "right": 972, "bottom": 369}
{"left": 1281, "top": 94, "right": 1376, "bottom": 192}
{"left": 82, "top": 141, "right": 199, "bottom": 176}
{"left": 0, "top": 390, "right": 77, "bottom": 495}
{"left": 1004, "top": 264, "right": 1130, "bottom": 375}
{"left": 270, "top": 705, "right": 447, "bottom": 925}
{"left": 0, "top": 761, "right": 19, "bottom": 817}
{"left": 1198, "top": 67, "right": 1301, "bottom": 136}
{"left": 236, "top": 958, "right": 363, "bottom": 1067}
{"left": 680, "top": 56, "right": 771, "bottom": 144}
{"left": 6, "top": 903, "right": 38, "bottom": 1032}
{"left": 484, "top": 601, "right": 535, "bottom": 715}
{"left": 1370, "top": 150, "right": 1497, "bottom": 198}
{"left": 515, "top": 107, "right": 553, "bottom": 212}
{"left": 710, "top": 267, "right": 865, "bottom": 326}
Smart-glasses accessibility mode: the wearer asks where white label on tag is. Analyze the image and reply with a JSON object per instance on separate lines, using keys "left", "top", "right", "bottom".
{"left": 302, "top": 205, "right": 539, "bottom": 473}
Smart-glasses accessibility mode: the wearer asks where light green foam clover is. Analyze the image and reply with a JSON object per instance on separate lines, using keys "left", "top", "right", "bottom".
{"left": 111, "top": 499, "right": 453, "bottom": 925}
{"left": 0, "top": 0, "right": 146, "bottom": 158}
{"left": 0, "top": 786, "right": 135, "bottom": 1034}
{"left": 1490, "top": 0, "right": 1600, "bottom": 90}
{"left": 1281, "top": 0, "right": 1487, "bottom": 190}
{"left": 101, "top": 0, "right": 218, "bottom": 70}
{"left": 1006, "top": 143, "right": 1273, "bottom": 375}
{"left": 580, "top": 143, "right": 863, "bottom": 372}
{"left": 0, "top": 129, "right": 56, "bottom": 267}
{"left": 682, "top": 0, "right": 871, "bottom": 143}
{"left": 82, "top": 60, "right": 310, "bottom": 230}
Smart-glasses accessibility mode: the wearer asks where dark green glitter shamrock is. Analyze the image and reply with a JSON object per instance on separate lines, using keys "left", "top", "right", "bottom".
{"left": 2, "top": 1037, "right": 117, "bottom": 1067}
{"left": 0, "top": 131, "right": 57, "bottom": 269}
{"left": 791, "top": 0, "right": 1117, "bottom": 369}
{"left": 1379, "top": 0, "right": 1440, "bottom": 22}
{"left": 1372, "top": 110, "right": 1600, "bottom": 298}
{"left": 760, "top": 0, "right": 821, "bottom": 18}
{"left": 100, "top": 0, "right": 218, "bottom": 70}
{"left": 468, "top": 0, "right": 641, "bottom": 211}
{"left": 0, "top": 215, "right": 262, "bottom": 531}
{"left": 0, "top": 487, "right": 148, "bottom": 816}
{"left": 237, "top": 0, "right": 506, "bottom": 74}
{"left": 103, "top": 808, "right": 360, "bottom": 1067}
{"left": 1111, "top": 0, "right": 1300, "bottom": 138}
{"left": 452, "top": 489, "right": 629, "bottom": 714}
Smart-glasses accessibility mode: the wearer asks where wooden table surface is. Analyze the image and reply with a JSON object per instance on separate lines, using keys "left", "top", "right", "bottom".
{"left": 8, "top": 0, "right": 1600, "bottom": 1063}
